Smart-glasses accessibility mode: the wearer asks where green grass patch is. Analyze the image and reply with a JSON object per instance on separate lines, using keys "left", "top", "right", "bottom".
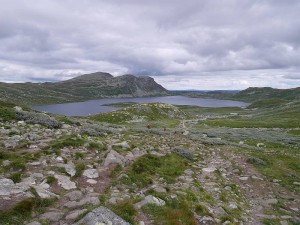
{"left": 288, "top": 130, "right": 300, "bottom": 135}
{"left": 9, "top": 172, "right": 22, "bottom": 183}
{"left": 109, "top": 199, "right": 136, "bottom": 224}
{"left": 48, "top": 135, "right": 84, "bottom": 151}
{"left": 142, "top": 198, "right": 197, "bottom": 225}
{"left": 0, "top": 197, "right": 55, "bottom": 225}
{"left": 249, "top": 152, "right": 300, "bottom": 193}
{"left": 74, "top": 163, "right": 85, "bottom": 177}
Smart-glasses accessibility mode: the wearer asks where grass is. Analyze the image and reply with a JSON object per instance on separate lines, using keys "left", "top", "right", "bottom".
{"left": 49, "top": 135, "right": 84, "bottom": 149}
{"left": 142, "top": 198, "right": 197, "bottom": 225}
{"left": 45, "top": 175, "right": 56, "bottom": 184}
{"left": 120, "top": 154, "right": 188, "bottom": 188}
{"left": 9, "top": 172, "right": 21, "bottom": 183}
{"left": 0, "top": 100, "right": 17, "bottom": 122}
{"left": 109, "top": 199, "right": 136, "bottom": 224}
{"left": 0, "top": 197, "right": 55, "bottom": 225}
{"left": 246, "top": 151, "right": 300, "bottom": 193}
{"left": 74, "top": 163, "right": 85, "bottom": 177}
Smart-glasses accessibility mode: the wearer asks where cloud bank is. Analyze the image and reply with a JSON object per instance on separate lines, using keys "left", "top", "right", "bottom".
{"left": 0, "top": 0, "right": 300, "bottom": 89}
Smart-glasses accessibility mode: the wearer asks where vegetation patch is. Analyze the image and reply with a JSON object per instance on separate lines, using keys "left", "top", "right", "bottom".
{"left": 109, "top": 199, "right": 136, "bottom": 224}
{"left": 0, "top": 197, "right": 55, "bottom": 225}
{"left": 142, "top": 198, "right": 197, "bottom": 225}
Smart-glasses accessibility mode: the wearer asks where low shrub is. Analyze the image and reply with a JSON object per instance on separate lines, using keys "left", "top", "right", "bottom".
{"left": 80, "top": 124, "right": 112, "bottom": 136}
{"left": 172, "top": 147, "right": 194, "bottom": 161}
{"left": 246, "top": 157, "right": 267, "bottom": 166}
{"left": 15, "top": 110, "right": 62, "bottom": 129}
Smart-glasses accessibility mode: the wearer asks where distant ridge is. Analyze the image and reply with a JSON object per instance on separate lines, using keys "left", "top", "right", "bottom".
{"left": 232, "top": 87, "right": 300, "bottom": 102}
{"left": 0, "top": 72, "right": 169, "bottom": 105}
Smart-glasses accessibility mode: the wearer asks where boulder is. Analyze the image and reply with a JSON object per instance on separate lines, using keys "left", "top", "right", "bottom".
{"left": 83, "top": 169, "right": 99, "bottom": 179}
{"left": 104, "top": 150, "right": 124, "bottom": 166}
{"left": 134, "top": 195, "right": 165, "bottom": 209}
{"left": 54, "top": 175, "right": 76, "bottom": 190}
{"left": 73, "top": 206, "right": 130, "bottom": 225}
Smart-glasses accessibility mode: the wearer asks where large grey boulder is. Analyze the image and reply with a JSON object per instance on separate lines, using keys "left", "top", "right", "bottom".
{"left": 104, "top": 150, "right": 124, "bottom": 166}
{"left": 73, "top": 206, "right": 130, "bottom": 225}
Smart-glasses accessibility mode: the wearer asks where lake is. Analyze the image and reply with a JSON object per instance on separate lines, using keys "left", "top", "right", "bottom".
{"left": 32, "top": 96, "right": 249, "bottom": 116}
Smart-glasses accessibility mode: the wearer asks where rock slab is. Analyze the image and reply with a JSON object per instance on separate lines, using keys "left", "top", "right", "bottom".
{"left": 72, "top": 206, "right": 130, "bottom": 225}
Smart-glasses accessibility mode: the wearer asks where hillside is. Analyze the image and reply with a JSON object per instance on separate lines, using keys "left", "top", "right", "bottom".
{"left": 0, "top": 99, "right": 299, "bottom": 225}
{"left": 0, "top": 72, "right": 169, "bottom": 105}
{"left": 231, "top": 87, "right": 300, "bottom": 102}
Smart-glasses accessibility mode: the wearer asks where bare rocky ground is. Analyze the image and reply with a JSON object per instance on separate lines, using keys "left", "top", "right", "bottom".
{"left": 0, "top": 112, "right": 300, "bottom": 225}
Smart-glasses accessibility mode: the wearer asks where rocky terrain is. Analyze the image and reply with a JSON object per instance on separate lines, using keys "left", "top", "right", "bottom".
{"left": 0, "top": 100, "right": 299, "bottom": 225}
{"left": 0, "top": 72, "right": 169, "bottom": 105}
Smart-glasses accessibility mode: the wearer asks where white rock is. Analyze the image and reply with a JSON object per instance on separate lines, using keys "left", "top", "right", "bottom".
{"left": 86, "top": 179, "right": 98, "bottom": 184}
{"left": 134, "top": 195, "right": 165, "bottom": 209}
{"left": 239, "top": 176, "right": 249, "bottom": 181}
{"left": 83, "top": 169, "right": 99, "bottom": 179}
{"left": 202, "top": 167, "right": 216, "bottom": 173}
{"left": 54, "top": 175, "right": 76, "bottom": 190}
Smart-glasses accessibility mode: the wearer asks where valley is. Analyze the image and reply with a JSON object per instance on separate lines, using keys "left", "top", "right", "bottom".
{"left": 0, "top": 92, "right": 299, "bottom": 225}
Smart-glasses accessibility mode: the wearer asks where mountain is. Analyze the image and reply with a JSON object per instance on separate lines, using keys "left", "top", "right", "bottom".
{"left": 231, "top": 87, "right": 300, "bottom": 102}
{"left": 0, "top": 72, "right": 169, "bottom": 105}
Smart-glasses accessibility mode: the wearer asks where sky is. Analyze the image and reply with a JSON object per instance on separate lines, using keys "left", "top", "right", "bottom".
{"left": 0, "top": 0, "right": 300, "bottom": 90}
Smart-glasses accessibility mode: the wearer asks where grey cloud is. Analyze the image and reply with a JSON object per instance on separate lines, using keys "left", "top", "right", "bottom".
{"left": 0, "top": 0, "right": 300, "bottom": 89}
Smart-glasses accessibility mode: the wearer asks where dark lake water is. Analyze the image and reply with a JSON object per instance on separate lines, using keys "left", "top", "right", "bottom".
{"left": 32, "top": 96, "right": 249, "bottom": 116}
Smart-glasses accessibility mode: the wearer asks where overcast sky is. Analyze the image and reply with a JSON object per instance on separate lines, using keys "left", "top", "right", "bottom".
{"left": 1, "top": 0, "right": 300, "bottom": 90}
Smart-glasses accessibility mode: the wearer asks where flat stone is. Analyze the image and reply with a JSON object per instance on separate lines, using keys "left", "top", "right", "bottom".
{"left": 239, "top": 176, "right": 249, "bottom": 181}
{"left": 83, "top": 169, "right": 99, "bottom": 179}
{"left": 72, "top": 206, "right": 130, "bottom": 225}
{"left": 86, "top": 179, "right": 98, "bottom": 184}
{"left": 64, "top": 196, "right": 100, "bottom": 209}
{"left": 265, "top": 198, "right": 278, "bottom": 205}
{"left": 280, "top": 221, "right": 288, "bottom": 225}
{"left": 202, "top": 167, "right": 216, "bottom": 173}
{"left": 224, "top": 186, "right": 232, "bottom": 191}
{"left": 54, "top": 175, "right": 76, "bottom": 190}
{"left": 293, "top": 182, "right": 300, "bottom": 185}
{"left": 65, "top": 190, "right": 83, "bottom": 201}
{"left": 65, "top": 209, "right": 88, "bottom": 220}
{"left": 256, "top": 214, "right": 276, "bottom": 219}
{"left": 0, "top": 178, "right": 29, "bottom": 196}
{"left": 26, "top": 222, "right": 41, "bottom": 225}
{"left": 40, "top": 211, "right": 64, "bottom": 222}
